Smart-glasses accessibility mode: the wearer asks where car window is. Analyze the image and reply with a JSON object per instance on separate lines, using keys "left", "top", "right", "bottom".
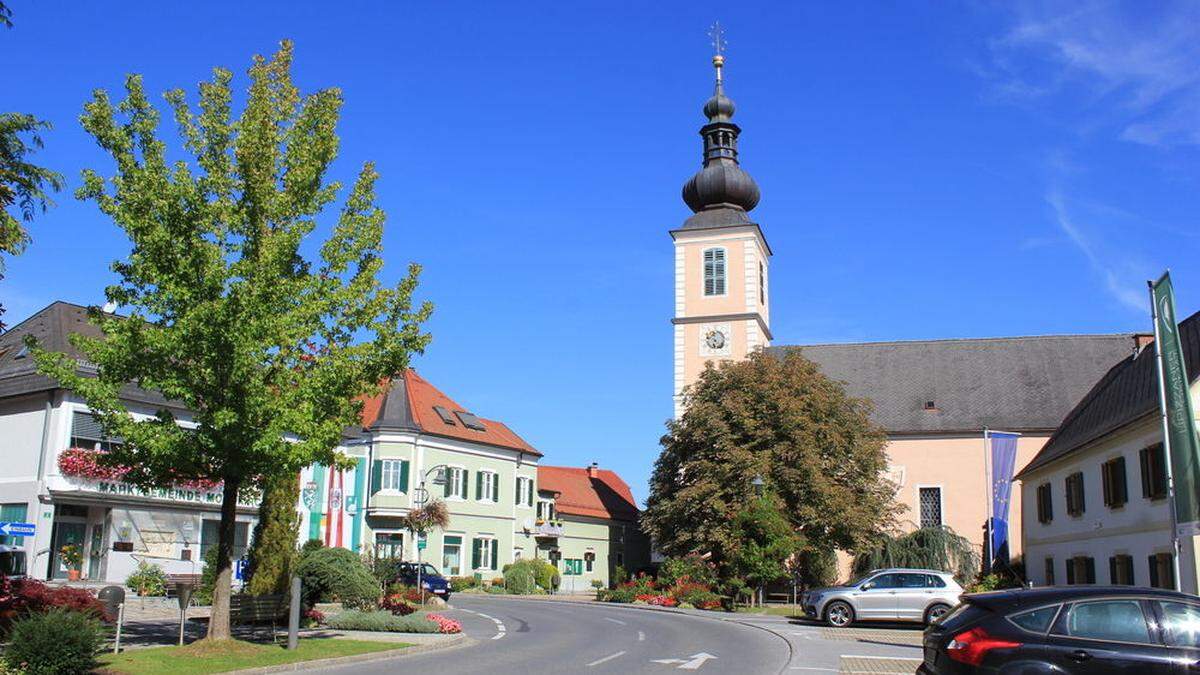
{"left": 1008, "top": 606, "right": 1059, "bottom": 633}
{"left": 897, "top": 574, "right": 928, "bottom": 588}
{"left": 1059, "top": 600, "right": 1152, "bottom": 643}
{"left": 866, "top": 574, "right": 899, "bottom": 589}
{"left": 925, "top": 574, "right": 946, "bottom": 588}
{"left": 1157, "top": 601, "right": 1200, "bottom": 648}
{"left": 421, "top": 563, "right": 439, "bottom": 577}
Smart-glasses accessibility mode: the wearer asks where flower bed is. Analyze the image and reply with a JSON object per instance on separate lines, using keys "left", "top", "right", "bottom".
{"left": 426, "top": 613, "right": 462, "bottom": 634}
{"left": 57, "top": 447, "right": 221, "bottom": 490}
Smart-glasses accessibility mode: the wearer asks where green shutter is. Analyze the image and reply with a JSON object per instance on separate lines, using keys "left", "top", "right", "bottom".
{"left": 490, "top": 541, "right": 498, "bottom": 570}
{"left": 472, "top": 538, "right": 482, "bottom": 569}
{"left": 476, "top": 471, "right": 483, "bottom": 500}
{"left": 399, "top": 461, "right": 410, "bottom": 493}
{"left": 371, "top": 460, "right": 383, "bottom": 495}
{"left": 515, "top": 477, "right": 521, "bottom": 505}
{"left": 492, "top": 473, "right": 499, "bottom": 503}
{"left": 460, "top": 470, "right": 469, "bottom": 499}
{"left": 528, "top": 482, "right": 534, "bottom": 507}
{"left": 443, "top": 470, "right": 452, "bottom": 497}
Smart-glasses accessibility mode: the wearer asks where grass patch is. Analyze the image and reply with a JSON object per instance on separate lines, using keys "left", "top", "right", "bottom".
{"left": 97, "top": 637, "right": 411, "bottom": 675}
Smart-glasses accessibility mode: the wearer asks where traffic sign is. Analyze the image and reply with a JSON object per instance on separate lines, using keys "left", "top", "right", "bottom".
{"left": 417, "top": 539, "right": 427, "bottom": 551}
{"left": 0, "top": 522, "right": 35, "bottom": 537}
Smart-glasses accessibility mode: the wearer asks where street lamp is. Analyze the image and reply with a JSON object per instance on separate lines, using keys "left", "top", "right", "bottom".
{"left": 413, "top": 464, "right": 449, "bottom": 605}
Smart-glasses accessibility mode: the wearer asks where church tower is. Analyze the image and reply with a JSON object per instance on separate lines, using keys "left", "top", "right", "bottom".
{"left": 672, "top": 33, "right": 771, "bottom": 417}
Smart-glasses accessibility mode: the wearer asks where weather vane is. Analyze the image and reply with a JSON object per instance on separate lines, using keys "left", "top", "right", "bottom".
{"left": 708, "top": 21, "right": 727, "bottom": 56}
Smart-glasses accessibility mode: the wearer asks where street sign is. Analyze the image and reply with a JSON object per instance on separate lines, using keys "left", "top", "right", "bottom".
{"left": 0, "top": 522, "right": 35, "bottom": 537}
{"left": 417, "top": 538, "right": 427, "bottom": 551}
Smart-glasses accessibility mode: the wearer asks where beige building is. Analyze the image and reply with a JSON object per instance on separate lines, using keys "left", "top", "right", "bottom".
{"left": 669, "top": 50, "right": 1144, "bottom": 568}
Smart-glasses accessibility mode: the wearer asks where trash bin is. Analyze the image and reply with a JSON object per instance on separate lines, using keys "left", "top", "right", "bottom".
{"left": 98, "top": 585, "right": 125, "bottom": 621}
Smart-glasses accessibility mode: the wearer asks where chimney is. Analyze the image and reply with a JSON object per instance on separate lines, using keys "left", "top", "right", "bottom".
{"left": 1134, "top": 334, "right": 1155, "bottom": 354}
{"left": 587, "top": 462, "right": 599, "bottom": 478}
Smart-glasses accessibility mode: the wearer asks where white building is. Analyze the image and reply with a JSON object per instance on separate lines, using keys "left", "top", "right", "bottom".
{"left": 1017, "top": 310, "right": 1200, "bottom": 593}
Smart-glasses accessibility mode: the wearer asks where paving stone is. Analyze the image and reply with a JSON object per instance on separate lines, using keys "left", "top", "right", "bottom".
{"left": 819, "top": 627, "right": 924, "bottom": 646}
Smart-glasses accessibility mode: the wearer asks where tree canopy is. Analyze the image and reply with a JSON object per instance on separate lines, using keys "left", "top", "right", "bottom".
{"left": 642, "top": 349, "right": 897, "bottom": 583}
{"left": 32, "top": 41, "right": 431, "bottom": 639}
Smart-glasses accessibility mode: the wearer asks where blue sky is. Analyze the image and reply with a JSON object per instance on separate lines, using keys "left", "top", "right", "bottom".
{"left": 3, "top": 2, "right": 1198, "bottom": 503}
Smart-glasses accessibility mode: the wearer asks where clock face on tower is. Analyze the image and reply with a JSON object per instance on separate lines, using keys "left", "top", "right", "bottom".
{"left": 700, "top": 323, "right": 732, "bottom": 357}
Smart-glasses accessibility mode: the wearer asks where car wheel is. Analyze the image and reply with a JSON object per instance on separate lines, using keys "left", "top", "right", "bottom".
{"left": 924, "top": 603, "right": 951, "bottom": 625}
{"left": 825, "top": 600, "right": 854, "bottom": 628}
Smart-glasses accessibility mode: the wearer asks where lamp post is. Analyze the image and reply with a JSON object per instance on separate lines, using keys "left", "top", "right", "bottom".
{"left": 413, "top": 464, "right": 449, "bottom": 605}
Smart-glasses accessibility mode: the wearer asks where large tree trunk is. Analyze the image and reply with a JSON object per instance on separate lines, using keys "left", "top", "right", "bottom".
{"left": 206, "top": 476, "right": 241, "bottom": 640}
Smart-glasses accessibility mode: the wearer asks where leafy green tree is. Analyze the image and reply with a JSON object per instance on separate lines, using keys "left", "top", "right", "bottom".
{"left": 643, "top": 349, "right": 896, "bottom": 584}
{"left": 31, "top": 42, "right": 431, "bottom": 640}
{"left": 244, "top": 471, "right": 301, "bottom": 596}
{"left": 0, "top": 112, "right": 64, "bottom": 329}
{"left": 727, "top": 496, "right": 800, "bottom": 605}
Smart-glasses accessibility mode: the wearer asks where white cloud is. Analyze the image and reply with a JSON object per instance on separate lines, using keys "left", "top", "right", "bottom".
{"left": 1045, "top": 189, "right": 1147, "bottom": 311}
{"left": 989, "top": 1, "right": 1200, "bottom": 146}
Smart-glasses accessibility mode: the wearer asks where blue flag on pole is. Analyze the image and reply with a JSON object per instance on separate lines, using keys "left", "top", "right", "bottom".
{"left": 989, "top": 431, "right": 1019, "bottom": 565}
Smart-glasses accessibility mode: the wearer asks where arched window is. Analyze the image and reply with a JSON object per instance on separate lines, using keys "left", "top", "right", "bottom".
{"left": 703, "top": 247, "right": 726, "bottom": 296}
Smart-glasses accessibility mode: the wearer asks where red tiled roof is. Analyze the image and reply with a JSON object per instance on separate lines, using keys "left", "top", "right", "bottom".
{"left": 537, "top": 465, "right": 639, "bottom": 522}
{"left": 360, "top": 370, "right": 541, "bottom": 456}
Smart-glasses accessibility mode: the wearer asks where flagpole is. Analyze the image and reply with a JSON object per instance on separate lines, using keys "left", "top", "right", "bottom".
{"left": 1149, "top": 279, "right": 1184, "bottom": 590}
{"left": 984, "top": 427, "right": 993, "bottom": 573}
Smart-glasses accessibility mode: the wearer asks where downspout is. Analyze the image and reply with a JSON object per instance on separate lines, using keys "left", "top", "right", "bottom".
{"left": 35, "top": 390, "right": 54, "bottom": 483}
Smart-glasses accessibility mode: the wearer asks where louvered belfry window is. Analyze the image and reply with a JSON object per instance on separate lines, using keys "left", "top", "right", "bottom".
{"left": 703, "top": 248, "right": 726, "bottom": 296}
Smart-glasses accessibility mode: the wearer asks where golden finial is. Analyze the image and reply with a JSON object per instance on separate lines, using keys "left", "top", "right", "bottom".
{"left": 708, "top": 21, "right": 727, "bottom": 79}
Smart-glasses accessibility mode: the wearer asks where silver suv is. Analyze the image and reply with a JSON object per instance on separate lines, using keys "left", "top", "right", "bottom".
{"left": 800, "top": 568, "right": 963, "bottom": 627}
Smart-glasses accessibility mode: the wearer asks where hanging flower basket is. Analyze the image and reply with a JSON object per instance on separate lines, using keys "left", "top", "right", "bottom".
{"left": 57, "top": 448, "right": 221, "bottom": 491}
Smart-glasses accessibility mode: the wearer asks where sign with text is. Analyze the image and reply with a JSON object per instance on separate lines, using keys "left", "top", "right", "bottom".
{"left": 1152, "top": 272, "right": 1200, "bottom": 528}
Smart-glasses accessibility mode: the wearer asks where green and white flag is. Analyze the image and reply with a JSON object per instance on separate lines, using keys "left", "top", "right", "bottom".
{"left": 1151, "top": 272, "right": 1200, "bottom": 531}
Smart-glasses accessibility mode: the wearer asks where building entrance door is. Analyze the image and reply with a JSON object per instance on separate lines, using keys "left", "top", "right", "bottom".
{"left": 87, "top": 522, "right": 106, "bottom": 580}
{"left": 49, "top": 522, "right": 86, "bottom": 580}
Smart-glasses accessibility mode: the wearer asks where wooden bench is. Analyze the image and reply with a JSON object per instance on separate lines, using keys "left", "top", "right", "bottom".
{"left": 166, "top": 574, "right": 203, "bottom": 598}
{"left": 230, "top": 593, "right": 289, "bottom": 641}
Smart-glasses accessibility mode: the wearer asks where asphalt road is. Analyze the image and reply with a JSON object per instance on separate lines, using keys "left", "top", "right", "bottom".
{"left": 324, "top": 595, "right": 791, "bottom": 675}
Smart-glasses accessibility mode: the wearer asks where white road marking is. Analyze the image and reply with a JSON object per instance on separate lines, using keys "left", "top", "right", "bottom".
{"left": 789, "top": 668, "right": 837, "bottom": 672}
{"left": 603, "top": 617, "right": 627, "bottom": 625}
{"left": 459, "top": 608, "right": 506, "bottom": 640}
{"left": 840, "top": 655, "right": 922, "bottom": 660}
{"left": 637, "top": 630, "right": 645, "bottom": 641}
{"left": 587, "top": 651, "right": 627, "bottom": 667}
{"left": 651, "top": 653, "right": 718, "bottom": 670}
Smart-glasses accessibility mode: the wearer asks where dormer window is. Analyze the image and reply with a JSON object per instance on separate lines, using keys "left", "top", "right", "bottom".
{"left": 703, "top": 248, "right": 726, "bottom": 296}
{"left": 433, "top": 405, "right": 457, "bottom": 425}
{"left": 455, "top": 411, "right": 486, "bottom": 431}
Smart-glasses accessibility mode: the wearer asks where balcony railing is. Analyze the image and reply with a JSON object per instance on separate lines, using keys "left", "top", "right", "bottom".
{"left": 534, "top": 520, "right": 564, "bottom": 537}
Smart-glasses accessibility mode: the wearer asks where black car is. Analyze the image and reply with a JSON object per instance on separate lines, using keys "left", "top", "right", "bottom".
{"left": 391, "top": 561, "right": 452, "bottom": 600}
{"left": 920, "top": 585, "right": 1200, "bottom": 673}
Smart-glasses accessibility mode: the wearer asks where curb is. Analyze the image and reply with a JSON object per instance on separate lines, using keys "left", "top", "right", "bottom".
{"left": 228, "top": 634, "right": 472, "bottom": 674}
{"left": 475, "top": 596, "right": 795, "bottom": 674}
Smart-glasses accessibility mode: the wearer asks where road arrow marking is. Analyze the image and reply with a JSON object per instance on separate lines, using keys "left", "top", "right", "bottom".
{"left": 651, "top": 653, "right": 718, "bottom": 670}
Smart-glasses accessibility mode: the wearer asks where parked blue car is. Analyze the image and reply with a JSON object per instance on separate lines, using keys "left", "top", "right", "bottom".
{"left": 391, "top": 561, "right": 452, "bottom": 600}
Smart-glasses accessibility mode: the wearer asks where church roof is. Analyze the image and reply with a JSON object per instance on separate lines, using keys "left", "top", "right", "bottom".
{"left": 360, "top": 370, "right": 542, "bottom": 457}
{"left": 1016, "top": 311, "right": 1200, "bottom": 479}
{"left": 771, "top": 333, "right": 1141, "bottom": 435}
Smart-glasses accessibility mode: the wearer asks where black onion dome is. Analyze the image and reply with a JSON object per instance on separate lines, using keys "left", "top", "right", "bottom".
{"left": 679, "top": 55, "right": 761, "bottom": 221}
{"left": 682, "top": 161, "right": 760, "bottom": 213}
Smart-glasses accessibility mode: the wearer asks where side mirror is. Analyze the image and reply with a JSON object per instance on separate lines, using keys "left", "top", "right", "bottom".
{"left": 861, "top": 582, "right": 874, "bottom": 591}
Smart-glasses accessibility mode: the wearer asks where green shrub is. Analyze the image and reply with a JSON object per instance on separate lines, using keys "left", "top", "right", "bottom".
{"left": 325, "top": 609, "right": 439, "bottom": 633}
{"left": 300, "top": 539, "right": 325, "bottom": 554}
{"left": 657, "top": 554, "right": 717, "bottom": 588}
{"left": 3, "top": 608, "right": 106, "bottom": 674}
{"left": 503, "top": 560, "right": 537, "bottom": 595}
{"left": 449, "top": 576, "right": 477, "bottom": 592}
{"left": 613, "top": 565, "right": 628, "bottom": 585}
{"left": 590, "top": 579, "right": 604, "bottom": 590}
{"left": 532, "top": 559, "right": 560, "bottom": 591}
{"left": 125, "top": 561, "right": 168, "bottom": 597}
{"left": 598, "top": 586, "right": 637, "bottom": 603}
{"left": 295, "top": 546, "right": 380, "bottom": 609}
{"left": 194, "top": 546, "right": 220, "bottom": 605}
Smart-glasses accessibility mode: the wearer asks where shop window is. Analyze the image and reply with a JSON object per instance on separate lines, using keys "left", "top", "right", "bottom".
{"left": 442, "top": 535, "right": 462, "bottom": 576}
{"left": 375, "top": 532, "right": 403, "bottom": 560}
{"left": 200, "top": 519, "right": 250, "bottom": 561}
